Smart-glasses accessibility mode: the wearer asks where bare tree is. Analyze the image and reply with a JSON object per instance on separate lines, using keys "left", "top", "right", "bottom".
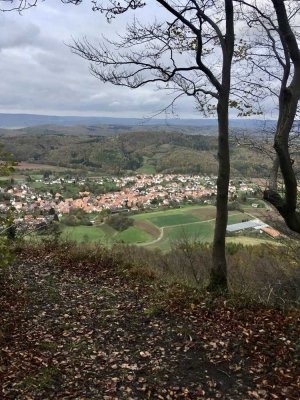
{"left": 235, "top": 0, "right": 300, "bottom": 233}
{"left": 268, "top": 0, "right": 300, "bottom": 232}
{"left": 235, "top": 124, "right": 300, "bottom": 193}
{"left": 71, "top": 0, "right": 234, "bottom": 290}
{"left": 0, "top": 0, "right": 82, "bottom": 12}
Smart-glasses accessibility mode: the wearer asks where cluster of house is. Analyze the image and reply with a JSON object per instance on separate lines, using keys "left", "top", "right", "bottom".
{"left": 0, "top": 174, "right": 257, "bottom": 221}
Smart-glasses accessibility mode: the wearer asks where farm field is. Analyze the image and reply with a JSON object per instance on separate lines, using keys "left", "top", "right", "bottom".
{"left": 143, "top": 210, "right": 252, "bottom": 251}
{"left": 146, "top": 213, "right": 199, "bottom": 227}
{"left": 115, "top": 226, "right": 153, "bottom": 244}
{"left": 14, "top": 162, "right": 69, "bottom": 171}
{"left": 62, "top": 224, "right": 153, "bottom": 245}
{"left": 62, "top": 226, "right": 111, "bottom": 243}
{"left": 132, "top": 205, "right": 214, "bottom": 225}
{"left": 150, "top": 221, "right": 215, "bottom": 252}
{"left": 60, "top": 205, "right": 273, "bottom": 250}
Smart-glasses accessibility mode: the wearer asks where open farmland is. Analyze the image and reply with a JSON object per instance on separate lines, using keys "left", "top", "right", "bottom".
{"left": 145, "top": 212, "right": 199, "bottom": 227}
{"left": 62, "top": 226, "right": 111, "bottom": 243}
{"left": 151, "top": 220, "right": 216, "bottom": 251}
{"left": 132, "top": 205, "right": 212, "bottom": 226}
{"left": 142, "top": 209, "right": 252, "bottom": 251}
{"left": 115, "top": 226, "right": 153, "bottom": 243}
{"left": 62, "top": 224, "right": 153, "bottom": 245}
{"left": 60, "top": 205, "right": 273, "bottom": 251}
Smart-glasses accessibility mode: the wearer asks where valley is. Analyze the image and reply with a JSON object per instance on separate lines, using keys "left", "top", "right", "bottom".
{"left": 1, "top": 0, "right": 300, "bottom": 396}
{"left": 0, "top": 166, "right": 279, "bottom": 250}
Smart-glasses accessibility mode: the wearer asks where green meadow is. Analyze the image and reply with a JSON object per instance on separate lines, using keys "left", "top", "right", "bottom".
{"left": 62, "top": 226, "right": 110, "bottom": 243}
{"left": 59, "top": 205, "right": 271, "bottom": 251}
{"left": 143, "top": 210, "right": 250, "bottom": 251}
{"left": 62, "top": 224, "right": 152, "bottom": 245}
{"left": 145, "top": 213, "right": 199, "bottom": 227}
{"left": 115, "top": 226, "right": 153, "bottom": 244}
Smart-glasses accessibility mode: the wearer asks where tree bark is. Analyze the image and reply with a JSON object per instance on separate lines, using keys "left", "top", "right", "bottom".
{"left": 264, "top": 84, "right": 300, "bottom": 232}
{"left": 269, "top": 155, "right": 279, "bottom": 192}
{"left": 263, "top": 0, "right": 300, "bottom": 233}
{"left": 210, "top": 0, "right": 234, "bottom": 290}
{"left": 211, "top": 94, "right": 230, "bottom": 289}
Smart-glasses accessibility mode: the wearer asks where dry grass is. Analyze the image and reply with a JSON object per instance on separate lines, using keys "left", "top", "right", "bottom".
{"left": 14, "top": 236, "right": 300, "bottom": 309}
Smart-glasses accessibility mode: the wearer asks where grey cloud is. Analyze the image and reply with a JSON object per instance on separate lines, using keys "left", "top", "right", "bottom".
{"left": 0, "top": 17, "right": 41, "bottom": 50}
{"left": 0, "top": 2, "right": 258, "bottom": 119}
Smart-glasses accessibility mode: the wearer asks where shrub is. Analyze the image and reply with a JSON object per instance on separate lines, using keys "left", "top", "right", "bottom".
{"left": 63, "top": 209, "right": 92, "bottom": 226}
{"left": 227, "top": 200, "right": 243, "bottom": 212}
{"left": 106, "top": 214, "right": 133, "bottom": 231}
{"left": 228, "top": 244, "right": 300, "bottom": 308}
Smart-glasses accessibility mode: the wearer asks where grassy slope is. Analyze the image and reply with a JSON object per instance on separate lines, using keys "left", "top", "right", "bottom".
{"left": 143, "top": 208, "right": 254, "bottom": 251}
{"left": 62, "top": 224, "right": 153, "bottom": 245}
{"left": 146, "top": 213, "right": 200, "bottom": 227}
{"left": 133, "top": 205, "right": 214, "bottom": 222}
{"left": 115, "top": 226, "right": 153, "bottom": 243}
{"left": 226, "top": 236, "right": 278, "bottom": 245}
{"left": 62, "top": 226, "right": 111, "bottom": 243}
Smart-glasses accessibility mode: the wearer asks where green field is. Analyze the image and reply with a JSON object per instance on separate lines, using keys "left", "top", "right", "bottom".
{"left": 133, "top": 205, "right": 208, "bottom": 222}
{"left": 62, "top": 224, "right": 153, "bottom": 245}
{"left": 227, "top": 214, "right": 250, "bottom": 224}
{"left": 148, "top": 221, "right": 214, "bottom": 252}
{"left": 61, "top": 205, "right": 271, "bottom": 250}
{"left": 145, "top": 212, "right": 251, "bottom": 251}
{"left": 146, "top": 213, "right": 200, "bottom": 227}
{"left": 62, "top": 226, "right": 111, "bottom": 243}
{"left": 115, "top": 226, "right": 153, "bottom": 244}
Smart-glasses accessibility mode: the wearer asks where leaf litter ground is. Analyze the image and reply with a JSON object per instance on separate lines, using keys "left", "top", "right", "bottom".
{"left": 0, "top": 247, "right": 299, "bottom": 399}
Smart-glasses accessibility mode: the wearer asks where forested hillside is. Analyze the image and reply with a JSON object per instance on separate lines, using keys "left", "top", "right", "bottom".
{"left": 1, "top": 129, "right": 271, "bottom": 177}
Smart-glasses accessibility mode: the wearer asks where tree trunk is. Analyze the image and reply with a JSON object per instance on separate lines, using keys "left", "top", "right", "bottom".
{"left": 264, "top": 85, "right": 300, "bottom": 232}
{"left": 263, "top": 0, "right": 300, "bottom": 233}
{"left": 210, "top": 0, "right": 234, "bottom": 291}
{"left": 269, "top": 155, "right": 279, "bottom": 191}
{"left": 211, "top": 95, "right": 230, "bottom": 290}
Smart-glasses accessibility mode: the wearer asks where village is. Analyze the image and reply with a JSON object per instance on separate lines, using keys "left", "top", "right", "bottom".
{"left": 0, "top": 172, "right": 279, "bottom": 240}
{"left": 0, "top": 173, "right": 258, "bottom": 221}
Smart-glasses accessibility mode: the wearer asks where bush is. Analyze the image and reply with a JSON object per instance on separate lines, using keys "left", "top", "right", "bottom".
{"left": 227, "top": 200, "right": 243, "bottom": 212}
{"left": 106, "top": 214, "right": 134, "bottom": 232}
{"left": 0, "top": 237, "right": 14, "bottom": 269}
{"left": 63, "top": 209, "right": 92, "bottom": 226}
{"left": 228, "top": 244, "right": 300, "bottom": 308}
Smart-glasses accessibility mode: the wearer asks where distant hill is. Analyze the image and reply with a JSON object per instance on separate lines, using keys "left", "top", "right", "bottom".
{"left": 0, "top": 112, "right": 278, "bottom": 134}
{"left": 0, "top": 123, "right": 213, "bottom": 137}
{"left": 0, "top": 130, "right": 272, "bottom": 177}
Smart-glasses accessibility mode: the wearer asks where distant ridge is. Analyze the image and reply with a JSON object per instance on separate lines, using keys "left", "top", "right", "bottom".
{"left": 0, "top": 112, "right": 276, "bottom": 130}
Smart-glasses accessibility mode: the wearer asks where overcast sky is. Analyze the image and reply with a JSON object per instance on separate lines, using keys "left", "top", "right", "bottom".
{"left": 0, "top": 0, "right": 285, "bottom": 120}
{"left": 0, "top": 0, "right": 200, "bottom": 118}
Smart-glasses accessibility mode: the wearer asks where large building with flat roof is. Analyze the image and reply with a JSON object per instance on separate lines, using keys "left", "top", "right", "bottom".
{"left": 227, "top": 219, "right": 264, "bottom": 232}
